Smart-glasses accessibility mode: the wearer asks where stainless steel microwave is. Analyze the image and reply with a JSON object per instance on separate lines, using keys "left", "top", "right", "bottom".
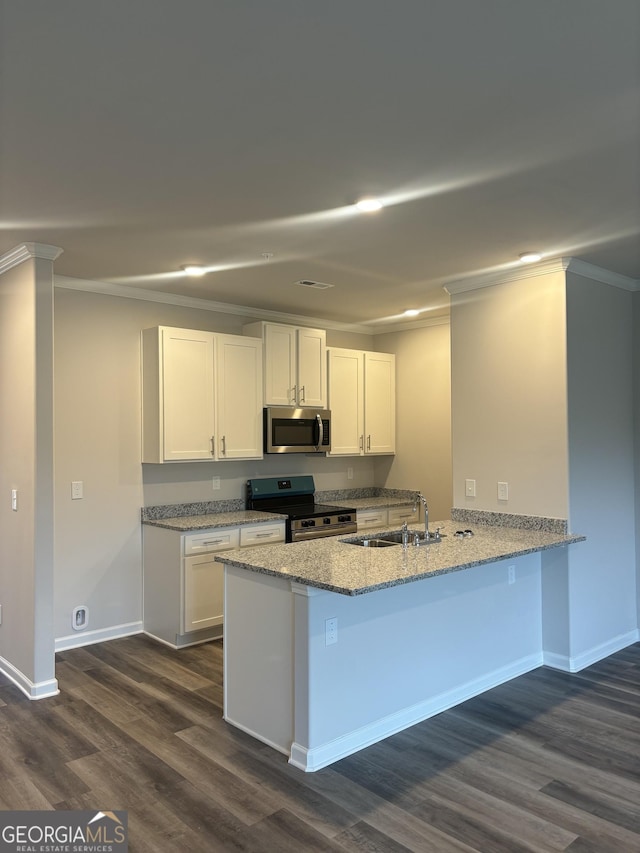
{"left": 264, "top": 407, "right": 331, "bottom": 453}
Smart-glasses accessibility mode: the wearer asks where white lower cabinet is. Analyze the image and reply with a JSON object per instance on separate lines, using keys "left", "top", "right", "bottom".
{"left": 388, "top": 504, "right": 419, "bottom": 527}
{"left": 356, "top": 508, "right": 389, "bottom": 530}
{"left": 143, "top": 521, "right": 284, "bottom": 648}
{"left": 183, "top": 554, "right": 224, "bottom": 633}
{"left": 357, "top": 504, "right": 417, "bottom": 531}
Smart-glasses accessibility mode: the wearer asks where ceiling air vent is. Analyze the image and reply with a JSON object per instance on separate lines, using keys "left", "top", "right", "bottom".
{"left": 295, "top": 279, "right": 334, "bottom": 290}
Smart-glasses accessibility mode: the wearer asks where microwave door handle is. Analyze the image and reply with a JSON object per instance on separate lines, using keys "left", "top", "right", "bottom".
{"left": 315, "top": 413, "right": 323, "bottom": 451}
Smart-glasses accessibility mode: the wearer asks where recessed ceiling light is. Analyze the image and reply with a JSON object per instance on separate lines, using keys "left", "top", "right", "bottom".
{"left": 181, "top": 264, "right": 206, "bottom": 276}
{"left": 355, "top": 197, "right": 383, "bottom": 213}
{"left": 404, "top": 309, "right": 420, "bottom": 317}
{"left": 519, "top": 252, "right": 542, "bottom": 264}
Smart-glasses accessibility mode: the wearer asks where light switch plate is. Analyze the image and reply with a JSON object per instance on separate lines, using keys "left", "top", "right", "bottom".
{"left": 498, "top": 481, "right": 509, "bottom": 501}
{"left": 71, "top": 481, "right": 83, "bottom": 500}
{"left": 465, "top": 479, "right": 476, "bottom": 497}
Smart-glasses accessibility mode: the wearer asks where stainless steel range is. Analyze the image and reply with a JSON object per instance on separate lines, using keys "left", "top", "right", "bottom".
{"left": 246, "top": 475, "right": 357, "bottom": 542}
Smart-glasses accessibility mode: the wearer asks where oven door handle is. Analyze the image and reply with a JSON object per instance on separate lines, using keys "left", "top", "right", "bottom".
{"left": 315, "top": 413, "right": 323, "bottom": 451}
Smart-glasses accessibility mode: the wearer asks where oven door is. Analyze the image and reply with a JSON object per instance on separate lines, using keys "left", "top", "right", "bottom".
{"left": 264, "top": 407, "right": 331, "bottom": 453}
{"left": 289, "top": 518, "right": 357, "bottom": 542}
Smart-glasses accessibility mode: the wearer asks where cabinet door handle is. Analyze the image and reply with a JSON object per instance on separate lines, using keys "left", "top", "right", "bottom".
{"left": 210, "top": 436, "right": 215, "bottom": 455}
{"left": 202, "top": 539, "right": 225, "bottom": 546}
{"left": 299, "top": 385, "right": 305, "bottom": 403}
{"left": 359, "top": 435, "right": 364, "bottom": 451}
{"left": 221, "top": 435, "right": 226, "bottom": 455}
{"left": 291, "top": 384, "right": 297, "bottom": 404}
{"left": 254, "top": 531, "right": 274, "bottom": 538}
{"left": 367, "top": 435, "right": 371, "bottom": 451}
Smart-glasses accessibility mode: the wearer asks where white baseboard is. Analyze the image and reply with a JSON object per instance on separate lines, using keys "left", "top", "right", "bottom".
{"left": 142, "top": 629, "right": 222, "bottom": 650}
{"left": 55, "top": 621, "right": 143, "bottom": 652}
{"left": 543, "top": 629, "right": 640, "bottom": 673}
{"left": 0, "top": 654, "right": 59, "bottom": 700}
{"left": 289, "top": 652, "right": 543, "bottom": 772}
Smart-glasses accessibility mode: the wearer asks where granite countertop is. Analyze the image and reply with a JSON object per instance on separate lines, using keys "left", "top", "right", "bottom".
{"left": 332, "top": 496, "right": 418, "bottom": 511}
{"left": 215, "top": 520, "right": 585, "bottom": 596}
{"left": 143, "top": 510, "right": 286, "bottom": 531}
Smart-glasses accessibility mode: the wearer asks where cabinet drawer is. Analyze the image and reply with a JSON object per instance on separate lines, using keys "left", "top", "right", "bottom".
{"left": 388, "top": 505, "right": 419, "bottom": 526}
{"left": 184, "top": 528, "right": 240, "bottom": 556}
{"left": 357, "top": 509, "right": 388, "bottom": 530}
{"left": 240, "top": 523, "right": 285, "bottom": 547}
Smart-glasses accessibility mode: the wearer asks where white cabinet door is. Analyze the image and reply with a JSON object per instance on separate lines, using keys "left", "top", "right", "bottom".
{"left": 263, "top": 323, "right": 296, "bottom": 406}
{"left": 215, "top": 334, "right": 263, "bottom": 459}
{"left": 297, "top": 327, "right": 327, "bottom": 408}
{"left": 161, "top": 327, "right": 216, "bottom": 461}
{"left": 364, "top": 351, "right": 396, "bottom": 454}
{"left": 245, "top": 322, "right": 326, "bottom": 407}
{"left": 183, "top": 554, "right": 224, "bottom": 633}
{"left": 327, "top": 348, "right": 364, "bottom": 455}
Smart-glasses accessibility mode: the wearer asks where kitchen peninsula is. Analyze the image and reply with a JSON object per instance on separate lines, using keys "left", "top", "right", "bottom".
{"left": 219, "top": 515, "right": 584, "bottom": 771}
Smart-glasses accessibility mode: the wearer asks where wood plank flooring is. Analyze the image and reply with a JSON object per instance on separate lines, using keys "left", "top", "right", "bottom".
{"left": 0, "top": 636, "right": 638, "bottom": 852}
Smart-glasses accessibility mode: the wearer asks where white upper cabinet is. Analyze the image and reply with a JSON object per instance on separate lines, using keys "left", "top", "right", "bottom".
{"left": 327, "top": 347, "right": 364, "bottom": 455}
{"left": 142, "top": 326, "right": 263, "bottom": 463}
{"left": 328, "top": 348, "right": 396, "bottom": 456}
{"left": 214, "top": 334, "right": 263, "bottom": 460}
{"left": 363, "top": 351, "right": 396, "bottom": 454}
{"left": 244, "top": 322, "right": 327, "bottom": 408}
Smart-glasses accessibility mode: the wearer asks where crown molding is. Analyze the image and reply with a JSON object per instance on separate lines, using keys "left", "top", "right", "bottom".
{"left": 53, "top": 275, "right": 379, "bottom": 335}
{"left": 444, "top": 257, "right": 639, "bottom": 295}
{"left": 0, "top": 243, "right": 63, "bottom": 275}
{"left": 444, "top": 258, "right": 570, "bottom": 295}
{"left": 564, "top": 258, "right": 639, "bottom": 291}
{"left": 362, "top": 314, "right": 450, "bottom": 334}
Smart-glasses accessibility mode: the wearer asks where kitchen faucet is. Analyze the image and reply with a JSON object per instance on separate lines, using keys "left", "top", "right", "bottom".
{"left": 414, "top": 491, "right": 429, "bottom": 539}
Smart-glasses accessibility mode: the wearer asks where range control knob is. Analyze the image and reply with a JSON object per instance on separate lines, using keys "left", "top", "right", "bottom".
{"left": 323, "top": 517, "right": 332, "bottom": 524}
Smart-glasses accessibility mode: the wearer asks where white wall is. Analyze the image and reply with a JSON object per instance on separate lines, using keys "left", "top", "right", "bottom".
{"left": 563, "top": 273, "right": 638, "bottom": 663}
{"left": 0, "top": 255, "right": 57, "bottom": 695}
{"left": 373, "top": 321, "right": 452, "bottom": 521}
{"left": 53, "top": 287, "right": 378, "bottom": 644}
{"left": 450, "top": 271, "right": 569, "bottom": 518}
{"left": 635, "top": 291, "right": 640, "bottom": 625}
{"left": 449, "top": 266, "right": 639, "bottom": 670}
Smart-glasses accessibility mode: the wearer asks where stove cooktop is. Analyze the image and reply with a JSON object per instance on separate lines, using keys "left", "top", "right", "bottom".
{"left": 272, "top": 502, "right": 353, "bottom": 520}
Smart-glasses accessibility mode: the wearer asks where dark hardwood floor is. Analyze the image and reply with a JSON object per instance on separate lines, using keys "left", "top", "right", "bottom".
{"left": 0, "top": 636, "right": 638, "bottom": 852}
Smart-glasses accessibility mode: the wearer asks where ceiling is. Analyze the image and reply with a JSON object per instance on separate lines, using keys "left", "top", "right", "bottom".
{"left": 1, "top": 0, "right": 639, "bottom": 327}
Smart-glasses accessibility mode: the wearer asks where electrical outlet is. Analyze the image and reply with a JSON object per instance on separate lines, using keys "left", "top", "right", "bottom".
{"left": 71, "top": 481, "right": 83, "bottom": 500}
{"left": 498, "top": 481, "right": 509, "bottom": 501}
{"left": 465, "top": 479, "right": 476, "bottom": 497}
{"left": 347, "top": 467, "right": 354, "bottom": 480}
{"left": 325, "top": 617, "right": 338, "bottom": 646}
{"left": 212, "top": 477, "right": 221, "bottom": 490}
{"left": 508, "top": 565, "right": 516, "bottom": 585}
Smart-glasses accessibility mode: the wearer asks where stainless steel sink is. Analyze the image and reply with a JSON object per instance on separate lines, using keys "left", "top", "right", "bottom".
{"left": 342, "top": 537, "right": 400, "bottom": 547}
{"left": 342, "top": 529, "right": 443, "bottom": 548}
{"left": 375, "top": 530, "right": 443, "bottom": 546}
